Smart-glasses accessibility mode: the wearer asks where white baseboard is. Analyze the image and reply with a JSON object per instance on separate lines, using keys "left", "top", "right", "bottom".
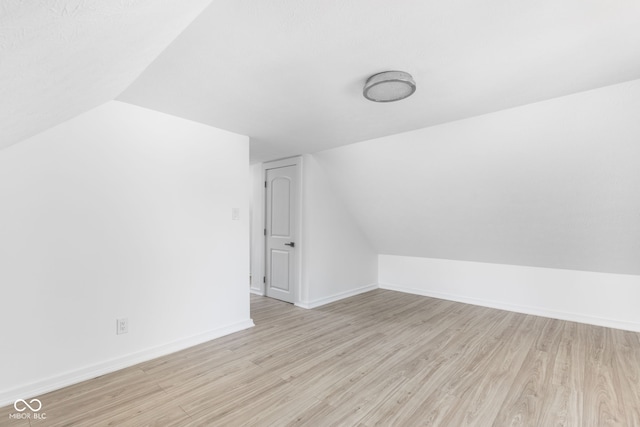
{"left": 380, "top": 282, "right": 640, "bottom": 333}
{"left": 0, "top": 319, "right": 255, "bottom": 408}
{"left": 250, "top": 288, "right": 265, "bottom": 296}
{"left": 295, "top": 283, "right": 378, "bottom": 309}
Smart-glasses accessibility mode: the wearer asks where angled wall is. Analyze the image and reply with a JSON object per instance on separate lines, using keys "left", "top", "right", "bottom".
{"left": 0, "top": 101, "right": 251, "bottom": 406}
{"left": 314, "top": 79, "right": 640, "bottom": 276}
{"left": 313, "top": 79, "right": 640, "bottom": 330}
{"left": 1, "top": 1, "right": 213, "bottom": 150}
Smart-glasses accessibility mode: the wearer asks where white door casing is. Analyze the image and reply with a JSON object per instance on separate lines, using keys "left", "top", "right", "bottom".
{"left": 264, "top": 161, "right": 299, "bottom": 303}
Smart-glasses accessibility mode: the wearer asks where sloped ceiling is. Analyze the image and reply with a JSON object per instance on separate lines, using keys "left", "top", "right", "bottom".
{"left": 313, "top": 80, "right": 640, "bottom": 276}
{"left": 0, "top": 0, "right": 212, "bottom": 150}
{"left": 118, "top": 0, "right": 640, "bottom": 162}
{"left": 3, "top": 1, "right": 639, "bottom": 276}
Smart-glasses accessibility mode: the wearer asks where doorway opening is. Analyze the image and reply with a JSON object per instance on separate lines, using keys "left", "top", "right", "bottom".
{"left": 262, "top": 157, "right": 302, "bottom": 304}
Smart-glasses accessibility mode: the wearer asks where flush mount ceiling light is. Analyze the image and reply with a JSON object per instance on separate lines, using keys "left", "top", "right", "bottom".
{"left": 363, "top": 70, "right": 416, "bottom": 102}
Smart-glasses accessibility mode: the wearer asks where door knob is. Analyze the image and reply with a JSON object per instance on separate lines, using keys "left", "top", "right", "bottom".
{"left": 284, "top": 242, "right": 295, "bottom": 247}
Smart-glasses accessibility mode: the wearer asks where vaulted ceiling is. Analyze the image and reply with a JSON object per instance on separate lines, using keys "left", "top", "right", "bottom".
{"left": 0, "top": 0, "right": 212, "bottom": 150}
{"left": 313, "top": 80, "right": 640, "bottom": 276}
{"left": 118, "top": 0, "right": 640, "bottom": 162}
{"left": 3, "top": 1, "right": 640, "bottom": 160}
{"left": 3, "top": 1, "right": 640, "bottom": 276}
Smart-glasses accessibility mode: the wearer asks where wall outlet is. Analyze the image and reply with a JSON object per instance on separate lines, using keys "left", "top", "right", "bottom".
{"left": 116, "top": 318, "right": 128, "bottom": 335}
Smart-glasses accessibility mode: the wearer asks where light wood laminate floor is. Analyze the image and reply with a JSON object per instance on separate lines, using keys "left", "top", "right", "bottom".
{"left": 2, "top": 289, "right": 640, "bottom": 426}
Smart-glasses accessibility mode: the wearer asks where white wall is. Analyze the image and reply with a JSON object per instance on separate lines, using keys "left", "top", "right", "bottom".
{"left": 249, "top": 155, "right": 378, "bottom": 307}
{"left": 249, "top": 163, "right": 265, "bottom": 294}
{"left": 380, "top": 255, "right": 640, "bottom": 332}
{"left": 314, "top": 79, "right": 640, "bottom": 276}
{"left": 298, "top": 154, "right": 377, "bottom": 308}
{"left": 0, "top": 101, "right": 252, "bottom": 406}
{"left": 309, "top": 79, "right": 640, "bottom": 332}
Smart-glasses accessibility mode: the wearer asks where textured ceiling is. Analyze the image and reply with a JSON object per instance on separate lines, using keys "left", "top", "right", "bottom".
{"left": 0, "top": 0, "right": 212, "bottom": 150}
{"left": 118, "top": 0, "right": 640, "bottom": 162}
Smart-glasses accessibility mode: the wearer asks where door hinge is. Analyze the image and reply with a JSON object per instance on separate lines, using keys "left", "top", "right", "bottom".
{"left": 264, "top": 181, "right": 267, "bottom": 188}
{"left": 263, "top": 276, "right": 266, "bottom": 283}
{"left": 264, "top": 228, "right": 266, "bottom": 236}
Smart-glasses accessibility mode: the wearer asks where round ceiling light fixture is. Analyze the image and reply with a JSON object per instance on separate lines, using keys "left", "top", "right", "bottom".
{"left": 363, "top": 70, "right": 416, "bottom": 102}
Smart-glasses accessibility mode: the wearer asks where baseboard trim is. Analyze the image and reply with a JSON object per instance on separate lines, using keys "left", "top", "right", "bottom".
{"left": 250, "top": 288, "right": 265, "bottom": 296}
{"left": 0, "top": 319, "right": 255, "bottom": 407}
{"left": 295, "top": 283, "right": 379, "bottom": 309}
{"left": 379, "top": 283, "right": 640, "bottom": 333}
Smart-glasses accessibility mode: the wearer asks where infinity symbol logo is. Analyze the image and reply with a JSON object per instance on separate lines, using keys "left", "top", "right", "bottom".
{"left": 14, "top": 398, "right": 42, "bottom": 412}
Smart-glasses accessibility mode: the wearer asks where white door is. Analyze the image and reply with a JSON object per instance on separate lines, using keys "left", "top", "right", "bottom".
{"left": 265, "top": 164, "right": 298, "bottom": 303}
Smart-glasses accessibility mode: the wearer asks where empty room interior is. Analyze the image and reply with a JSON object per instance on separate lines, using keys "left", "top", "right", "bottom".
{"left": 2, "top": 1, "right": 640, "bottom": 426}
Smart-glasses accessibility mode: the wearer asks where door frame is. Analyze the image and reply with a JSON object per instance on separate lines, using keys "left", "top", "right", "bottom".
{"left": 261, "top": 156, "right": 303, "bottom": 304}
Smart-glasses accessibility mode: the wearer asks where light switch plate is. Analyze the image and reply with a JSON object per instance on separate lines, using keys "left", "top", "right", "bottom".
{"left": 116, "top": 318, "right": 128, "bottom": 335}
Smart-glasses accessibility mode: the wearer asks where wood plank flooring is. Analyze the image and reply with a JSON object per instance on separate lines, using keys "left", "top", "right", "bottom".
{"left": 2, "top": 289, "right": 640, "bottom": 426}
